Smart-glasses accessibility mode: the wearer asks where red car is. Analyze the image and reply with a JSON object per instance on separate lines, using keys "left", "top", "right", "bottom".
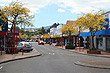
{"left": 38, "top": 40, "right": 44, "bottom": 45}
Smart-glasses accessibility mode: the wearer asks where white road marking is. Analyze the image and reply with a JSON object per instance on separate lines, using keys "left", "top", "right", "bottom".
{"left": 49, "top": 53, "right": 55, "bottom": 55}
{"left": 53, "top": 53, "right": 55, "bottom": 55}
{"left": 0, "top": 66, "right": 3, "bottom": 70}
{"left": 49, "top": 53, "right": 51, "bottom": 54}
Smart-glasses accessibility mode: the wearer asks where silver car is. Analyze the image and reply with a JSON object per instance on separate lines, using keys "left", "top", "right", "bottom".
{"left": 17, "top": 42, "right": 33, "bottom": 52}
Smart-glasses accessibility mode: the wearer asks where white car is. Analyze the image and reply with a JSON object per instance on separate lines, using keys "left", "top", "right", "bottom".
{"left": 17, "top": 42, "right": 33, "bottom": 52}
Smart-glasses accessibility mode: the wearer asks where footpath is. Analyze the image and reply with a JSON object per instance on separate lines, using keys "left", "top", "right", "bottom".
{"left": 54, "top": 45, "right": 110, "bottom": 69}
{"left": 0, "top": 48, "right": 41, "bottom": 64}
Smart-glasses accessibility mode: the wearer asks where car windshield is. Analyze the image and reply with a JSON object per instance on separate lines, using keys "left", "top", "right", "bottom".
{"left": 25, "top": 44, "right": 31, "bottom": 47}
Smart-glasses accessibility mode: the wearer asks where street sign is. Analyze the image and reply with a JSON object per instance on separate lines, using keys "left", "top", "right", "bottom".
{"left": 0, "top": 14, "right": 8, "bottom": 32}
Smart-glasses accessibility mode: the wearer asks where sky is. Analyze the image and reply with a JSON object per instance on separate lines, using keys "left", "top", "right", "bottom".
{"left": 0, "top": 0, "right": 110, "bottom": 28}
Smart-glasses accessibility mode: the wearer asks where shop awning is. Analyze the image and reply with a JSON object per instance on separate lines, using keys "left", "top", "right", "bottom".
{"left": 80, "top": 29, "right": 110, "bottom": 36}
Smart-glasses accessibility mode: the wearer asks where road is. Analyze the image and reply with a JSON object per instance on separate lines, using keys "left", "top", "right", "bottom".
{"left": 0, "top": 42, "right": 110, "bottom": 73}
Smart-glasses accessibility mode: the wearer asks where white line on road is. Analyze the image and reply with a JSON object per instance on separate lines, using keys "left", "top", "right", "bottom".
{"left": 0, "top": 66, "right": 3, "bottom": 70}
{"left": 49, "top": 53, "right": 55, "bottom": 55}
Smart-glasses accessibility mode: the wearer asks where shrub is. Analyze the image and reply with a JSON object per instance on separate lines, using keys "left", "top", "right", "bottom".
{"left": 89, "top": 47, "right": 98, "bottom": 50}
{"left": 66, "top": 45, "right": 75, "bottom": 49}
{"left": 55, "top": 43, "right": 61, "bottom": 46}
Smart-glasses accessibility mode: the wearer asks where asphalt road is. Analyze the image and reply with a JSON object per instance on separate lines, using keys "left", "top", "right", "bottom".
{"left": 0, "top": 42, "right": 110, "bottom": 73}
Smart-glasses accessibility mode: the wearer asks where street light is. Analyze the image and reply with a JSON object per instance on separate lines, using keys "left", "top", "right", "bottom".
{"left": 79, "top": 26, "right": 81, "bottom": 52}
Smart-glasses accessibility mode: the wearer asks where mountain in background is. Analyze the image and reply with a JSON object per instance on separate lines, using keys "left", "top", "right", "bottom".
{"left": 25, "top": 26, "right": 50, "bottom": 31}
{"left": 25, "top": 23, "right": 60, "bottom": 31}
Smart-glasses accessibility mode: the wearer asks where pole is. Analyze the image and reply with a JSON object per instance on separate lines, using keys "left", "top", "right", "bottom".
{"left": 79, "top": 26, "right": 81, "bottom": 52}
{"left": 16, "top": 35, "right": 17, "bottom": 47}
{"left": 0, "top": 40, "right": 2, "bottom": 55}
{"left": 4, "top": 35, "right": 5, "bottom": 52}
{"left": 62, "top": 32, "right": 63, "bottom": 48}
{"left": 1, "top": 47, "right": 2, "bottom": 55}
{"left": 13, "top": 21, "right": 15, "bottom": 54}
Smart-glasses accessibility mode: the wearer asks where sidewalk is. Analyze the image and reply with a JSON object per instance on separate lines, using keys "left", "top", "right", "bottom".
{"left": 53, "top": 45, "right": 110, "bottom": 69}
{"left": 57, "top": 46, "right": 110, "bottom": 57}
{"left": 0, "top": 49, "right": 41, "bottom": 64}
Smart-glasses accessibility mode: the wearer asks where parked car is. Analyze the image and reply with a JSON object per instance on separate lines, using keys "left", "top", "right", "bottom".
{"left": 29, "top": 39, "right": 33, "bottom": 42}
{"left": 17, "top": 42, "right": 33, "bottom": 52}
{"left": 38, "top": 40, "right": 44, "bottom": 45}
{"left": 25, "top": 39, "right": 29, "bottom": 42}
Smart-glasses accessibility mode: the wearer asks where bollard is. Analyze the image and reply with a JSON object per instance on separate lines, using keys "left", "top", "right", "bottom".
{"left": 1, "top": 47, "right": 2, "bottom": 55}
{"left": 22, "top": 48, "right": 24, "bottom": 55}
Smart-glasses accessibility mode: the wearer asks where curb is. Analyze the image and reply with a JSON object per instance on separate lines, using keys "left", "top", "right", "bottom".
{"left": 49, "top": 45, "right": 110, "bottom": 58}
{"left": 74, "top": 61, "right": 110, "bottom": 69}
{"left": 0, "top": 53, "right": 42, "bottom": 64}
{"left": 66, "top": 50, "right": 110, "bottom": 58}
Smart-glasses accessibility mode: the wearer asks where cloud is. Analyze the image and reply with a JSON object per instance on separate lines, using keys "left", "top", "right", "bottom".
{"left": 23, "top": 0, "right": 52, "bottom": 13}
{"left": 0, "top": 0, "right": 13, "bottom": 2}
{"left": 0, "top": 3, "right": 6, "bottom": 7}
{"left": 58, "top": 8, "right": 65, "bottom": 12}
{"left": 1, "top": 0, "right": 110, "bottom": 14}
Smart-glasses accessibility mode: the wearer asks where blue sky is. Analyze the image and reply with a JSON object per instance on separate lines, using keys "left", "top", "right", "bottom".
{"left": 35, "top": 4, "right": 77, "bottom": 28}
{"left": 0, "top": 0, "right": 110, "bottom": 28}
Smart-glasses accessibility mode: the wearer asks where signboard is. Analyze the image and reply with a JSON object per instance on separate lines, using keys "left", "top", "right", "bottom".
{"left": 8, "top": 33, "right": 19, "bottom": 36}
{"left": 0, "top": 14, "right": 8, "bottom": 32}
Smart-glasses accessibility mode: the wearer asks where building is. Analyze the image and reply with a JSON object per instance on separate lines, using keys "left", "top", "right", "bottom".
{"left": 80, "top": 11, "right": 110, "bottom": 51}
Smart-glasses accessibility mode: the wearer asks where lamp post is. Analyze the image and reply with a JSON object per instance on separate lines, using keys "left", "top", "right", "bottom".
{"left": 13, "top": 21, "right": 15, "bottom": 54}
{"left": 79, "top": 26, "right": 81, "bottom": 52}
{"left": 62, "top": 31, "right": 63, "bottom": 48}
{"left": 62, "top": 24, "right": 63, "bottom": 48}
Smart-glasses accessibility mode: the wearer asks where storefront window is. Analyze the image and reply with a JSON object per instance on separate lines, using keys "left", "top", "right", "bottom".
{"left": 106, "top": 38, "right": 110, "bottom": 51}
{"left": 97, "top": 38, "right": 103, "bottom": 50}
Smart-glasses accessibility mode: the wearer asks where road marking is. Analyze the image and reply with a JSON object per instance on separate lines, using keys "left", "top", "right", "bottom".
{"left": 49, "top": 53, "right": 55, "bottom": 55}
{"left": 60, "top": 53, "right": 64, "bottom": 55}
{"left": 53, "top": 53, "right": 55, "bottom": 55}
{"left": 0, "top": 66, "right": 3, "bottom": 70}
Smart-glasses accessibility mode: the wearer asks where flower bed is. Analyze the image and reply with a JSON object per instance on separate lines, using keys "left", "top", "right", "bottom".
{"left": 87, "top": 50, "right": 101, "bottom": 54}
{"left": 65, "top": 45, "right": 75, "bottom": 49}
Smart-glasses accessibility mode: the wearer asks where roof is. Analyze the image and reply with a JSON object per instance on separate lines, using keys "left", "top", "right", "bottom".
{"left": 66, "top": 21, "right": 76, "bottom": 24}
{"left": 102, "top": 11, "right": 110, "bottom": 15}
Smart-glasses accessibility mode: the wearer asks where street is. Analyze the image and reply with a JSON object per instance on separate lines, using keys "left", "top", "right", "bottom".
{"left": 0, "top": 42, "right": 110, "bottom": 73}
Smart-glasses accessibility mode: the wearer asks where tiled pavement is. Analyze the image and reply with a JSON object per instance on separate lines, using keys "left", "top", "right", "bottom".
{"left": 0, "top": 49, "right": 41, "bottom": 64}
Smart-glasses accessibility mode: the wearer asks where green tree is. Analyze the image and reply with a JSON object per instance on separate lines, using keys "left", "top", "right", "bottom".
{"left": 0, "top": 0, "right": 34, "bottom": 31}
{"left": 76, "top": 10, "right": 107, "bottom": 48}
{"left": 38, "top": 27, "right": 46, "bottom": 35}
{"left": 61, "top": 24, "right": 77, "bottom": 45}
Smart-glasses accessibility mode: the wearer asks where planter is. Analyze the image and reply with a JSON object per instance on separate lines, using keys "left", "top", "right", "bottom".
{"left": 55, "top": 45, "right": 61, "bottom": 46}
{"left": 65, "top": 45, "right": 75, "bottom": 49}
{"left": 87, "top": 50, "right": 101, "bottom": 54}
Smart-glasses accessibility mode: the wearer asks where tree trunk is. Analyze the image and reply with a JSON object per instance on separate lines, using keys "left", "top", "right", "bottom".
{"left": 92, "top": 35, "right": 95, "bottom": 48}
{"left": 69, "top": 31, "right": 72, "bottom": 45}
{"left": 91, "top": 32, "right": 95, "bottom": 48}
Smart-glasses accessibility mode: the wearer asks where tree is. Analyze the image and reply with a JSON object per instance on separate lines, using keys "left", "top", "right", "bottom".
{"left": 61, "top": 24, "right": 78, "bottom": 45}
{"left": 48, "top": 23, "right": 60, "bottom": 31}
{"left": 76, "top": 10, "right": 107, "bottom": 48}
{"left": 0, "top": 0, "right": 34, "bottom": 30}
{"left": 20, "top": 33, "right": 28, "bottom": 39}
{"left": 38, "top": 27, "right": 46, "bottom": 35}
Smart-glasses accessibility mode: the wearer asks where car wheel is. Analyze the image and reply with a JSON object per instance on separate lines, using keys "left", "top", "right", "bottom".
{"left": 20, "top": 49, "right": 23, "bottom": 52}
{"left": 27, "top": 51, "right": 30, "bottom": 52}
